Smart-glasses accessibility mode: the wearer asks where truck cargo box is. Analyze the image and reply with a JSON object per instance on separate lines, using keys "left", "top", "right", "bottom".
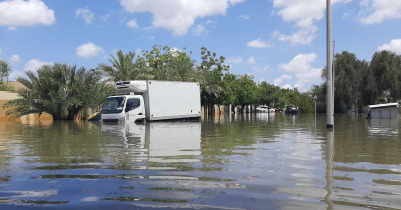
{"left": 143, "top": 81, "right": 201, "bottom": 121}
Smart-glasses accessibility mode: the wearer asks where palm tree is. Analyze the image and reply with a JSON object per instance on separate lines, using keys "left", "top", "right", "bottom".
{"left": 3, "top": 64, "right": 114, "bottom": 120}
{"left": 98, "top": 50, "right": 138, "bottom": 82}
{"left": 171, "top": 52, "right": 195, "bottom": 81}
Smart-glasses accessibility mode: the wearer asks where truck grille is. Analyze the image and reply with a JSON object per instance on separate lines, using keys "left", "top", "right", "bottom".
{"left": 103, "top": 119, "right": 118, "bottom": 123}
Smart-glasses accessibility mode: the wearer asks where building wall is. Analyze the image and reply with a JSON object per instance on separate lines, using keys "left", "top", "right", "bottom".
{"left": 0, "top": 91, "right": 20, "bottom": 121}
{"left": 370, "top": 108, "right": 399, "bottom": 119}
{"left": 0, "top": 91, "right": 53, "bottom": 122}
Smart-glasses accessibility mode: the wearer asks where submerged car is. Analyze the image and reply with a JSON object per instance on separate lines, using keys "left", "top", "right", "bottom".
{"left": 256, "top": 106, "right": 269, "bottom": 112}
{"left": 285, "top": 106, "right": 299, "bottom": 114}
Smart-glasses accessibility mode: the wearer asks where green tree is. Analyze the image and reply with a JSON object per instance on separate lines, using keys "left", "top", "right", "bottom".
{"left": 308, "top": 84, "right": 326, "bottom": 113}
{"left": 139, "top": 45, "right": 176, "bottom": 80}
{"left": 197, "top": 47, "right": 229, "bottom": 106}
{"left": 3, "top": 64, "right": 114, "bottom": 120}
{"left": 221, "top": 73, "right": 237, "bottom": 105}
{"left": 170, "top": 51, "right": 195, "bottom": 81}
{"left": 99, "top": 50, "right": 140, "bottom": 81}
{"left": 332, "top": 51, "right": 362, "bottom": 112}
{"left": 370, "top": 50, "right": 401, "bottom": 101}
{"left": 258, "top": 81, "right": 278, "bottom": 107}
{"left": 233, "top": 74, "right": 258, "bottom": 112}
{"left": 0, "top": 60, "right": 11, "bottom": 80}
{"left": 0, "top": 60, "right": 13, "bottom": 91}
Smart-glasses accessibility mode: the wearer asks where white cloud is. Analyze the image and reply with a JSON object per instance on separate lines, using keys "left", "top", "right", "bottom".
{"left": 359, "top": 0, "right": 401, "bottom": 24}
{"left": 252, "top": 65, "right": 269, "bottom": 72}
{"left": 75, "top": 6, "right": 95, "bottom": 24}
{"left": 205, "top": 20, "right": 214, "bottom": 25}
{"left": 282, "top": 84, "right": 292, "bottom": 89}
{"left": 274, "top": 74, "right": 292, "bottom": 85}
{"left": 127, "top": 19, "right": 139, "bottom": 29}
{"left": 247, "top": 56, "right": 256, "bottom": 65}
{"left": 100, "top": 13, "right": 110, "bottom": 22}
{"left": 226, "top": 56, "right": 243, "bottom": 64}
{"left": 279, "top": 53, "right": 322, "bottom": 90}
{"left": 259, "top": 77, "right": 266, "bottom": 82}
{"left": 294, "top": 68, "right": 321, "bottom": 90}
{"left": 342, "top": 9, "right": 354, "bottom": 20}
{"left": 141, "top": 35, "right": 155, "bottom": 40}
{"left": 192, "top": 24, "right": 207, "bottom": 36}
{"left": 192, "top": 20, "right": 216, "bottom": 36}
{"left": 8, "top": 70, "right": 26, "bottom": 81}
{"left": 24, "top": 59, "right": 53, "bottom": 72}
{"left": 8, "top": 26, "right": 17, "bottom": 31}
{"left": 360, "top": 0, "right": 370, "bottom": 7}
{"left": 76, "top": 42, "right": 104, "bottom": 58}
{"left": 279, "top": 53, "right": 317, "bottom": 73}
{"left": 272, "top": 0, "right": 351, "bottom": 45}
{"left": 378, "top": 39, "right": 401, "bottom": 54}
{"left": 10, "top": 54, "right": 20, "bottom": 63}
{"left": 238, "top": 14, "right": 250, "bottom": 20}
{"left": 119, "top": 0, "right": 243, "bottom": 36}
{"left": 0, "top": 0, "right": 55, "bottom": 26}
{"left": 247, "top": 38, "right": 271, "bottom": 48}
{"left": 229, "top": 0, "right": 245, "bottom": 5}
{"left": 272, "top": 26, "right": 318, "bottom": 45}
{"left": 0, "top": 48, "right": 2, "bottom": 56}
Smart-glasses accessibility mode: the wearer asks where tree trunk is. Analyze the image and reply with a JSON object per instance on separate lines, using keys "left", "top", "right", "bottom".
{"left": 241, "top": 105, "right": 245, "bottom": 113}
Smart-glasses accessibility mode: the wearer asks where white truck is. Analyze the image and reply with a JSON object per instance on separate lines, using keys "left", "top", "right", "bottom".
{"left": 101, "top": 80, "right": 201, "bottom": 123}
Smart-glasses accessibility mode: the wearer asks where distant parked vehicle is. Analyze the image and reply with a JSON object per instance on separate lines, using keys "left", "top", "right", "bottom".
{"left": 285, "top": 106, "right": 299, "bottom": 114}
{"left": 274, "top": 108, "right": 279, "bottom": 112}
{"left": 268, "top": 108, "right": 275, "bottom": 113}
{"left": 256, "top": 106, "right": 268, "bottom": 112}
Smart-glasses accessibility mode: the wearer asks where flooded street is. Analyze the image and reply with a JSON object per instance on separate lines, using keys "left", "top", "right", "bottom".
{"left": 0, "top": 114, "right": 400, "bottom": 209}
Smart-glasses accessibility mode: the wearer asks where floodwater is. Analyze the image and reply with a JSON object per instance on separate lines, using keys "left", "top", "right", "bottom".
{"left": 0, "top": 114, "right": 400, "bottom": 210}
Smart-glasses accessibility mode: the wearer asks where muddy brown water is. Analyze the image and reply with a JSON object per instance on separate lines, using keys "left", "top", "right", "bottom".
{"left": 0, "top": 113, "right": 400, "bottom": 209}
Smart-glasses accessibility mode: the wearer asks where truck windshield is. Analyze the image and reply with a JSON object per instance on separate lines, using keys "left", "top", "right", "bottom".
{"left": 102, "top": 97, "right": 125, "bottom": 114}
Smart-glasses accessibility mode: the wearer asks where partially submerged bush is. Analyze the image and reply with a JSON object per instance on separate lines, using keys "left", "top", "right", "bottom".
{"left": 3, "top": 63, "right": 114, "bottom": 120}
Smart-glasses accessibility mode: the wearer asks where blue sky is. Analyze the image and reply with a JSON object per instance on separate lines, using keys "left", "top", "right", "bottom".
{"left": 0, "top": 0, "right": 400, "bottom": 91}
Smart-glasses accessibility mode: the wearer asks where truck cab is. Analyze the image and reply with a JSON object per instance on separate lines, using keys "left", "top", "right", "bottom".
{"left": 101, "top": 94, "right": 146, "bottom": 123}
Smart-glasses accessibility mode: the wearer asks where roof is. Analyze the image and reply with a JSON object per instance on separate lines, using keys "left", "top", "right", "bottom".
{"left": 6, "top": 81, "right": 26, "bottom": 91}
{"left": 367, "top": 103, "right": 399, "bottom": 109}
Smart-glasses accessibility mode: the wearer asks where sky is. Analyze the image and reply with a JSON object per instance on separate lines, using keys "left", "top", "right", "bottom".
{"left": 0, "top": 0, "right": 400, "bottom": 92}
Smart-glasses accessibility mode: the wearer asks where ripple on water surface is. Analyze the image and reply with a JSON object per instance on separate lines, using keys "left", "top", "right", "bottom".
{"left": 0, "top": 114, "right": 400, "bottom": 209}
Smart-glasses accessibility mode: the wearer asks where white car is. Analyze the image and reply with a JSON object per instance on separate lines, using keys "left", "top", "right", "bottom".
{"left": 256, "top": 106, "right": 269, "bottom": 112}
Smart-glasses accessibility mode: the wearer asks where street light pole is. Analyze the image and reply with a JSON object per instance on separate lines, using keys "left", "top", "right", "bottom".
{"left": 332, "top": 40, "right": 335, "bottom": 116}
{"left": 326, "top": 0, "right": 334, "bottom": 128}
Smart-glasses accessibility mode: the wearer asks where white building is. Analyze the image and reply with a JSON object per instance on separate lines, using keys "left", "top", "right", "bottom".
{"left": 366, "top": 103, "right": 399, "bottom": 119}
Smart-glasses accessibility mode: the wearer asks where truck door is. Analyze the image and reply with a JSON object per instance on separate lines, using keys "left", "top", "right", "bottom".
{"left": 125, "top": 98, "right": 143, "bottom": 117}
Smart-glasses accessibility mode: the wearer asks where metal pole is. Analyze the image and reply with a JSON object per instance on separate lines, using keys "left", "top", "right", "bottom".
{"left": 332, "top": 40, "right": 335, "bottom": 116}
{"left": 324, "top": 130, "right": 334, "bottom": 209}
{"left": 326, "top": 0, "right": 334, "bottom": 128}
{"left": 315, "top": 100, "right": 317, "bottom": 116}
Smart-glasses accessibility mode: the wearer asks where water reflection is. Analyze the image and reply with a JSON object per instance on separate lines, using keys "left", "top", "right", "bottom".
{"left": 324, "top": 131, "right": 334, "bottom": 210}
{"left": 0, "top": 114, "right": 400, "bottom": 209}
{"left": 367, "top": 119, "right": 399, "bottom": 136}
